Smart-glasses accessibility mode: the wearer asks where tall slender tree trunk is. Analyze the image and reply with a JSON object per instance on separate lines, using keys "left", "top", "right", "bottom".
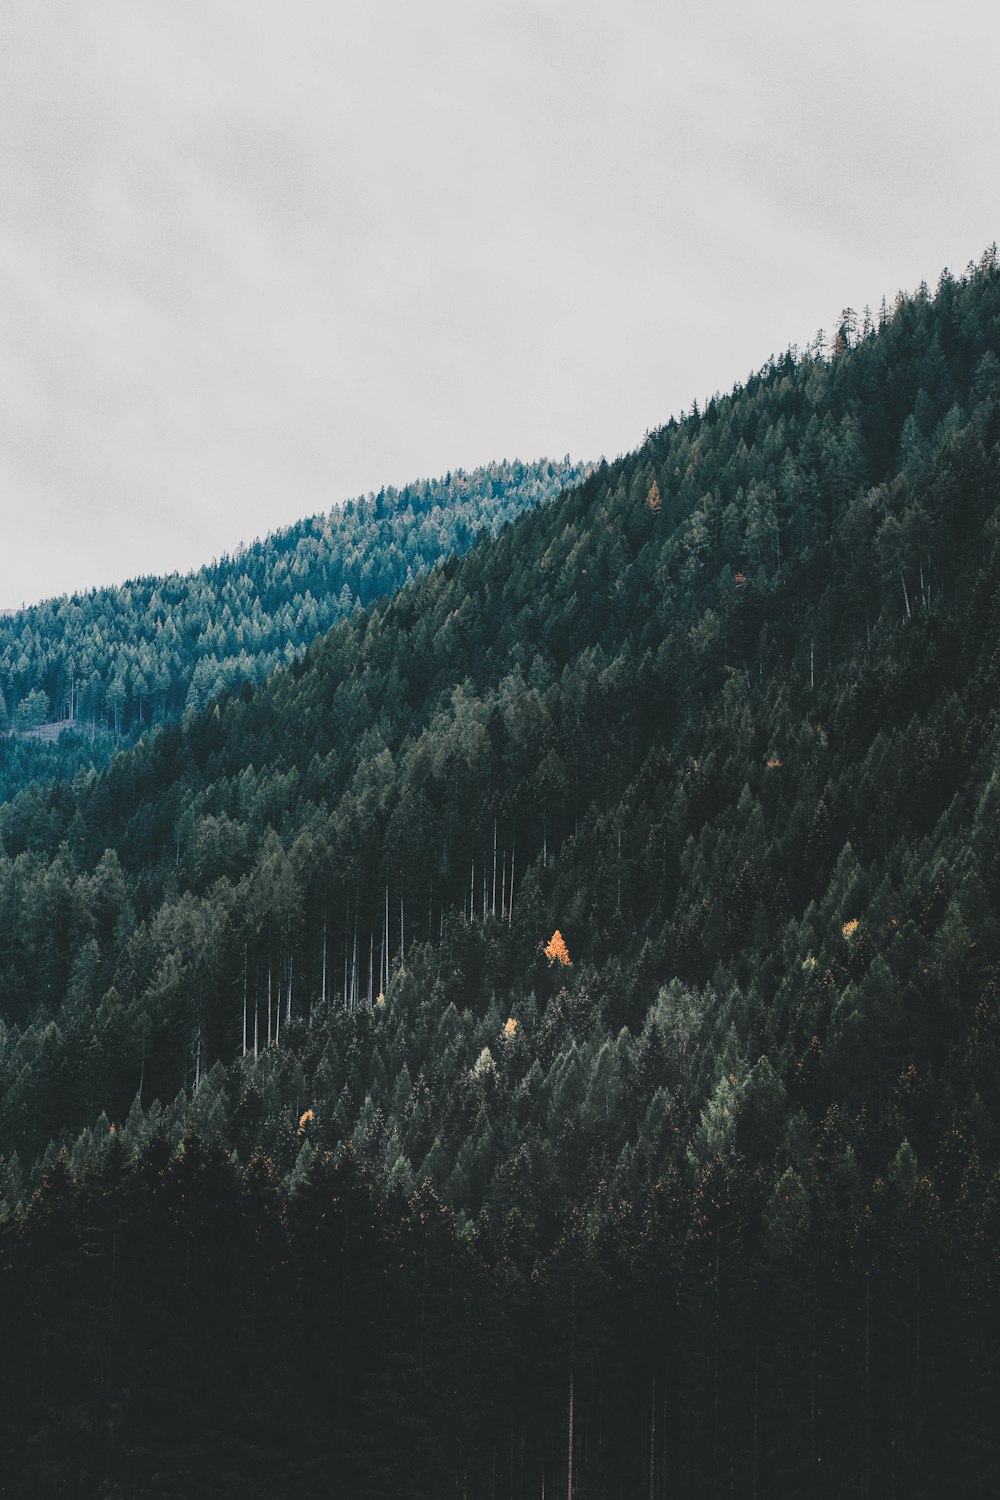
{"left": 864, "top": 1270, "right": 872, "bottom": 1497}
{"left": 649, "top": 1372, "right": 656, "bottom": 1500}
{"left": 712, "top": 1225, "right": 720, "bottom": 1488}
{"left": 752, "top": 1350, "right": 759, "bottom": 1500}
{"left": 567, "top": 1269, "right": 576, "bottom": 1500}
{"left": 381, "top": 885, "right": 388, "bottom": 997}
{"left": 915, "top": 1262, "right": 921, "bottom": 1432}
{"left": 351, "top": 910, "right": 358, "bottom": 1011}
{"left": 811, "top": 1294, "right": 818, "bottom": 1476}
{"left": 567, "top": 1369, "right": 575, "bottom": 1500}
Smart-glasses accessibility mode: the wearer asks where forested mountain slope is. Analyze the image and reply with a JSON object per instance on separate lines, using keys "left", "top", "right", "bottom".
{"left": 0, "top": 457, "right": 586, "bottom": 802}
{"left": 3, "top": 258, "right": 1000, "bottom": 1496}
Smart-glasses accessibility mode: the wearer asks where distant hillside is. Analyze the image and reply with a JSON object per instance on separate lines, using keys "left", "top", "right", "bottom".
{"left": 0, "top": 457, "right": 588, "bottom": 800}
{"left": 2, "top": 256, "right": 1000, "bottom": 1493}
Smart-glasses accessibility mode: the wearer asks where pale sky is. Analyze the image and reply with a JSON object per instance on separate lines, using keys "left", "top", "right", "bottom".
{"left": 1, "top": 0, "right": 997, "bottom": 608}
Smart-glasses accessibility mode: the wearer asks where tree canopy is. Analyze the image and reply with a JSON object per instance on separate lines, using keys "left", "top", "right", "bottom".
{"left": 1, "top": 256, "right": 1000, "bottom": 1495}
{"left": 0, "top": 457, "right": 589, "bottom": 802}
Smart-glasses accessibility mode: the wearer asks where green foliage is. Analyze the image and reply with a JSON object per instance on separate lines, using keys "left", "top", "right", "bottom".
{"left": 0, "top": 458, "right": 588, "bottom": 802}
{"left": 1, "top": 260, "right": 1000, "bottom": 1491}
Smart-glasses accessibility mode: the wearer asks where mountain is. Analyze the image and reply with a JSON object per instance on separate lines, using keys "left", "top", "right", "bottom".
{"left": 2, "top": 254, "right": 1000, "bottom": 1495}
{"left": 0, "top": 457, "right": 589, "bottom": 802}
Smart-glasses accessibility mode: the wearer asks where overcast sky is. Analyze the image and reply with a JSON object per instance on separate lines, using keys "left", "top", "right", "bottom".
{"left": 1, "top": 0, "right": 997, "bottom": 608}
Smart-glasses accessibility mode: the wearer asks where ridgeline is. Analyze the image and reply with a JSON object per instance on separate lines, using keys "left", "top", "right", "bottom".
{"left": 2, "top": 259, "right": 1000, "bottom": 1495}
{"left": 0, "top": 457, "right": 587, "bottom": 803}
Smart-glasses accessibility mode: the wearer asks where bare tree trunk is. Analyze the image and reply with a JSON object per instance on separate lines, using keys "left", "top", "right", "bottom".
{"left": 913, "top": 1260, "right": 921, "bottom": 1475}
{"left": 753, "top": 1350, "right": 759, "bottom": 1500}
{"left": 567, "top": 1368, "right": 575, "bottom": 1500}
{"left": 567, "top": 1269, "right": 576, "bottom": 1500}
{"left": 712, "top": 1225, "right": 720, "bottom": 1488}
{"left": 381, "top": 885, "right": 388, "bottom": 997}
{"left": 900, "top": 567, "right": 911, "bottom": 620}
{"left": 810, "top": 1294, "right": 818, "bottom": 1475}
{"left": 649, "top": 1372, "right": 656, "bottom": 1500}
{"left": 492, "top": 819, "right": 498, "bottom": 916}
{"left": 351, "top": 910, "right": 358, "bottom": 1010}
{"left": 864, "top": 1270, "right": 872, "bottom": 1497}
{"left": 509, "top": 824, "right": 515, "bottom": 926}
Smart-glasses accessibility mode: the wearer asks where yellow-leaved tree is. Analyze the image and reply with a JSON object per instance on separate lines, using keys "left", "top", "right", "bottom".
{"left": 544, "top": 930, "right": 572, "bottom": 966}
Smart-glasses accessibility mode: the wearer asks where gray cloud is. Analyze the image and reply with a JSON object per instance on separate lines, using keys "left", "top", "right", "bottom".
{"left": 1, "top": 0, "right": 997, "bottom": 605}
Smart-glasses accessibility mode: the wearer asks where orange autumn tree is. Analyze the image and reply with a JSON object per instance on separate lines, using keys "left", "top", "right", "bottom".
{"left": 544, "top": 930, "right": 572, "bottom": 966}
{"left": 646, "top": 480, "right": 662, "bottom": 514}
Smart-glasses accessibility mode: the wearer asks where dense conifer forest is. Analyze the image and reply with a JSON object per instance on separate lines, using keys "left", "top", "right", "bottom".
{"left": 2, "top": 257, "right": 1000, "bottom": 1496}
{"left": 0, "top": 458, "right": 586, "bottom": 805}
